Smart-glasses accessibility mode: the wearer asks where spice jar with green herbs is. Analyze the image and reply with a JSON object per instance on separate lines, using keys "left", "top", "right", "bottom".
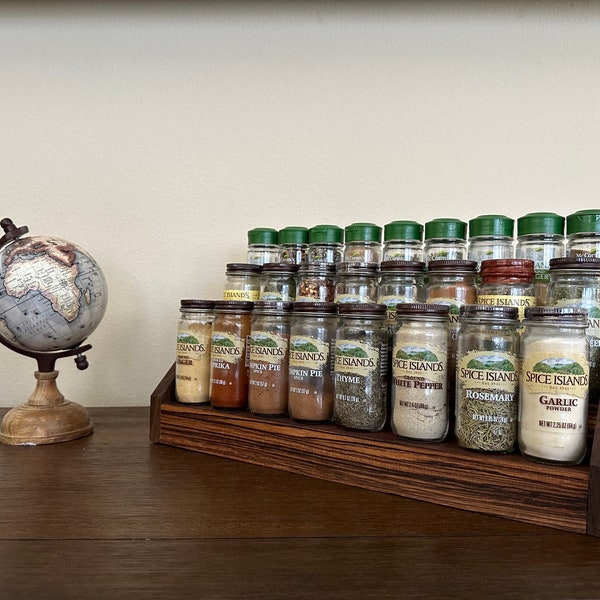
{"left": 391, "top": 303, "right": 450, "bottom": 442}
{"left": 455, "top": 304, "right": 520, "bottom": 453}
{"left": 519, "top": 306, "right": 589, "bottom": 466}
{"left": 288, "top": 301, "right": 338, "bottom": 422}
{"left": 333, "top": 303, "right": 388, "bottom": 432}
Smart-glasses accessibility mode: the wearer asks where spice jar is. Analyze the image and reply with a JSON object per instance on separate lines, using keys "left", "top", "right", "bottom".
{"left": 516, "top": 212, "right": 565, "bottom": 306}
{"left": 175, "top": 299, "right": 215, "bottom": 404}
{"left": 467, "top": 214, "right": 514, "bottom": 268}
{"left": 426, "top": 259, "right": 478, "bottom": 404}
{"left": 391, "top": 303, "right": 450, "bottom": 442}
{"left": 424, "top": 217, "right": 467, "bottom": 265}
{"left": 519, "top": 306, "right": 589, "bottom": 465}
{"left": 223, "top": 263, "right": 261, "bottom": 301}
{"left": 307, "top": 224, "right": 344, "bottom": 264}
{"left": 455, "top": 305, "right": 520, "bottom": 453}
{"left": 343, "top": 222, "right": 382, "bottom": 263}
{"left": 565, "top": 209, "right": 600, "bottom": 258}
{"left": 248, "top": 301, "right": 293, "bottom": 417}
{"left": 288, "top": 302, "right": 338, "bottom": 422}
{"left": 296, "top": 262, "right": 336, "bottom": 302}
{"left": 548, "top": 256, "right": 600, "bottom": 405}
{"left": 334, "top": 262, "right": 379, "bottom": 304}
{"left": 478, "top": 259, "right": 536, "bottom": 322}
{"left": 382, "top": 220, "right": 424, "bottom": 262}
{"left": 333, "top": 303, "right": 388, "bottom": 432}
{"left": 378, "top": 260, "right": 426, "bottom": 331}
{"left": 209, "top": 300, "right": 254, "bottom": 409}
{"left": 278, "top": 226, "right": 309, "bottom": 264}
{"left": 247, "top": 227, "right": 279, "bottom": 265}
{"left": 260, "top": 262, "right": 298, "bottom": 301}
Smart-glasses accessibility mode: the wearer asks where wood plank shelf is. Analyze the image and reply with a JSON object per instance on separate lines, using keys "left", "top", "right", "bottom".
{"left": 150, "top": 363, "right": 600, "bottom": 536}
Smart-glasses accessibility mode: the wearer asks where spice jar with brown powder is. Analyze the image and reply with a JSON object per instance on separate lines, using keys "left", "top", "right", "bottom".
{"left": 288, "top": 302, "right": 338, "bottom": 422}
{"left": 248, "top": 301, "right": 293, "bottom": 417}
{"left": 209, "top": 300, "right": 254, "bottom": 409}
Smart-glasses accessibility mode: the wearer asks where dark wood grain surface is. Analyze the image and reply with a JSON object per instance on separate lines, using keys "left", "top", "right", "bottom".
{"left": 2, "top": 407, "right": 600, "bottom": 599}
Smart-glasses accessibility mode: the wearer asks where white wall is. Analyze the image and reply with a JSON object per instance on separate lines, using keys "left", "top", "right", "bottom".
{"left": 1, "top": 1, "right": 600, "bottom": 407}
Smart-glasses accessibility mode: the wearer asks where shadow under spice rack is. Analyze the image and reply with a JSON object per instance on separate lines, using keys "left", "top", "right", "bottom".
{"left": 150, "top": 363, "right": 600, "bottom": 536}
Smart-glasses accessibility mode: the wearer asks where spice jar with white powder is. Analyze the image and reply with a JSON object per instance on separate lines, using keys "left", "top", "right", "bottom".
{"left": 519, "top": 306, "right": 589, "bottom": 465}
{"left": 391, "top": 303, "right": 450, "bottom": 442}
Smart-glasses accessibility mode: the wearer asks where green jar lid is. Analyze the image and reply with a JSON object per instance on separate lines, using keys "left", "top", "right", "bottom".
{"left": 468, "top": 214, "right": 514, "bottom": 238}
{"left": 248, "top": 227, "right": 278, "bottom": 245}
{"left": 424, "top": 218, "right": 467, "bottom": 240}
{"left": 309, "top": 224, "right": 343, "bottom": 244}
{"left": 566, "top": 209, "right": 600, "bottom": 234}
{"left": 517, "top": 212, "right": 564, "bottom": 236}
{"left": 344, "top": 222, "right": 382, "bottom": 243}
{"left": 384, "top": 220, "right": 423, "bottom": 241}
{"left": 278, "top": 226, "right": 309, "bottom": 245}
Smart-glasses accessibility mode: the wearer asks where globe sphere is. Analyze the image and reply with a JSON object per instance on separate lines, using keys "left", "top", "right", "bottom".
{"left": 0, "top": 235, "right": 108, "bottom": 352}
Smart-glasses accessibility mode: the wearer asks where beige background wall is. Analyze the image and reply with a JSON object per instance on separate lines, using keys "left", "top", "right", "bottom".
{"left": 1, "top": 1, "right": 599, "bottom": 407}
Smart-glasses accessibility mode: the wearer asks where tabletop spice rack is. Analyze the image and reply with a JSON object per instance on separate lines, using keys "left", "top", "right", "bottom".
{"left": 150, "top": 363, "right": 600, "bottom": 536}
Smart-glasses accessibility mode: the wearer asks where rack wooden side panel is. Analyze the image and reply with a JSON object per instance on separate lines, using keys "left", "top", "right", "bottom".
{"left": 150, "top": 364, "right": 599, "bottom": 536}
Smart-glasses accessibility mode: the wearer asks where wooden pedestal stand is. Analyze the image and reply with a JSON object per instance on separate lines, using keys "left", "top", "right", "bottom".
{"left": 151, "top": 363, "right": 600, "bottom": 536}
{"left": 0, "top": 342, "right": 93, "bottom": 445}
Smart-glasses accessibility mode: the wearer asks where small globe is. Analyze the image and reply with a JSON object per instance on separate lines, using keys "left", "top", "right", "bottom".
{"left": 0, "top": 233, "right": 108, "bottom": 353}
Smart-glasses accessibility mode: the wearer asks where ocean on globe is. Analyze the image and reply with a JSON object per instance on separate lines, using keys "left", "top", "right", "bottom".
{"left": 0, "top": 235, "right": 108, "bottom": 353}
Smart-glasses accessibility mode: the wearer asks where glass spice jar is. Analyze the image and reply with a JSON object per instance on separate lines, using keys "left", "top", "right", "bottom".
{"left": 519, "top": 306, "right": 589, "bottom": 466}
{"left": 248, "top": 301, "right": 293, "bottom": 417}
{"left": 223, "top": 263, "right": 261, "bottom": 302}
{"left": 391, "top": 303, "right": 450, "bottom": 442}
{"left": 424, "top": 217, "right": 468, "bottom": 265}
{"left": 209, "top": 300, "right": 254, "bottom": 409}
{"left": 247, "top": 227, "right": 279, "bottom": 265}
{"left": 333, "top": 303, "right": 388, "bottom": 432}
{"left": 548, "top": 256, "right": 600, "bottom": 406}
{"left": 378, "top": 260, "right": 427, "bottom": 331}
{"left": 334, "top": 262, "right": 379, "bottom": 304}
{"left": 565, "top": 209, "right": 600, "bottom": 258}
{"left": 260, "top": 262, "right": 298, "bottom": 301}
{"left": 278, "top": 226, "right": 309, "bottom": 264}
{"left": 343, "top": 222, "right": 382, "bottom": 264}
{"left": 515, "top": 211, "right": 565, "bottom": 306}
{"left": 175, "top": 299, "right": 215, "bottom": 404}
{"left": 295, "top": 262, "right": 337, "bottom": 302}
{"left": 288, "top": 301, "right": 338, "bottom": 422}
{"left": 477, "top": 258, "right": 536, "bottom": 322}
{"left": 382, "top": 220, "right": 424, "bottom": 262}
{"left": 426, "top": 259, "right": 478, "bottom": 405}
{"left": 307, "top": 224, "right": 344, "bottom": 264}
{"left": 454, "top": 304, "right": 520, "bottom": 453}
{"left": 467, "top": 214, "right": 515, "bottom": 268}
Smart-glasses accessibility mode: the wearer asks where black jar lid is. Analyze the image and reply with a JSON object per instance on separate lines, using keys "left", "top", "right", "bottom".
{"left": 549, "top": 256, "right": 600, "bottom": 270}
{"left": 261, "top": 262, "right": 299, "bottom": 274}
{"left": 338, "top": 303, "right": 387, "bottom": 317}
{"left": 396, "top": 303, "right": 449, "bottom": 317}
{"left": 337, "top": 262, "right": 379, "bottom": 275}
{"left": 252, "top": 300, "right": 293, "bottom": 313}
{"left": 427, "top": 259, "right": 478, "bottom": 273}
{"left": 292, "top": 301, "right": 338, "bottom": 314}
{"left": 459, "top": 304, "right": 519, "bottom": 321}
{"left": 226, "top": 263, "right": 262, "bottom": 273}
{"left": 213, "top": 300, "right": 254, "bottom": 312}
{"left": 380, "top": 260, "right": 426, "bottom": 273}
{"left": 524, "top": 306, "right": 588, "bottom": 323}
{"left": 180, "top": 299, "right": 216, "bottom": 310}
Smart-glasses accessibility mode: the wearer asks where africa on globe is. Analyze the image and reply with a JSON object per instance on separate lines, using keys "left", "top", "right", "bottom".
{"left": 0, "top": 228, "right": 108, "bottom": 353}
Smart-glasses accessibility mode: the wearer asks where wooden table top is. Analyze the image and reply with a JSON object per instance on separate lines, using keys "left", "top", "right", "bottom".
{"left": 1, "top": 407, "right": 600, "bottom": 599}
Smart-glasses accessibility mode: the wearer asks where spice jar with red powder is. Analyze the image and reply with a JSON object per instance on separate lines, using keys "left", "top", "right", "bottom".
{"left": 209, "top": 300, "right": 254, "bottom": 409}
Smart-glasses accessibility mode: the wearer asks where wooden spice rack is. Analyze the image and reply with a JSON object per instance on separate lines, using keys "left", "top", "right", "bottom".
{"left": 150, "top": 363, "right": 600, "bottom": 536}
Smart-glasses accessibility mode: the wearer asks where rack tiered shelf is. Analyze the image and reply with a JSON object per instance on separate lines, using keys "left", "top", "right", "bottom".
{"left": 150, "top": 363, "right": 600, "bottom": 536}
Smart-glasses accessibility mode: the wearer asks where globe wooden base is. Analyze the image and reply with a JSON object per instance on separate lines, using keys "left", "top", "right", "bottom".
{"left": 0, "top": 370, "right": 93, "bottom": 445}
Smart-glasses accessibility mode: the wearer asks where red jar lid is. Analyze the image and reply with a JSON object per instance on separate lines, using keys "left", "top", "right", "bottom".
{"left": 480, "top": 259, "right": 535, "bottom": 283}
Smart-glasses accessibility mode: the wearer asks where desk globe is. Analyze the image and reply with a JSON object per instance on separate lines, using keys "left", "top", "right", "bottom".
{"left": 0, "top": 218, "right": 108, "bottom": 444}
